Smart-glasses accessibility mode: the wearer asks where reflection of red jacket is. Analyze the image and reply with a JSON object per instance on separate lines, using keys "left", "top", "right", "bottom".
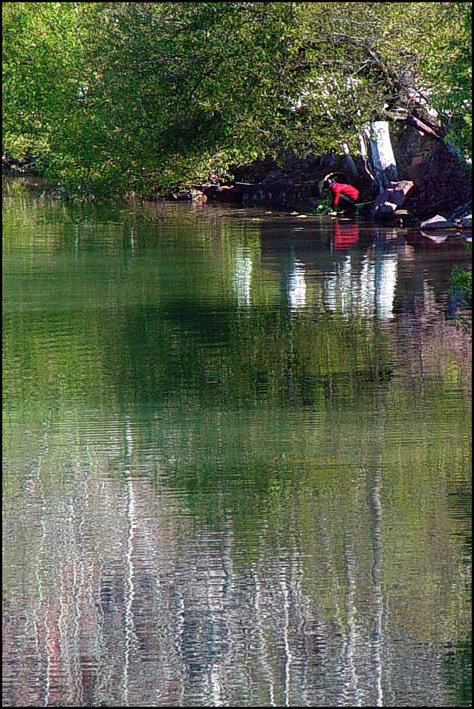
{"left": 334, "top": 222, "right": 359, "bottom": 250}
{"left": 330, "top": 183, "right": 359, "bottom": 206}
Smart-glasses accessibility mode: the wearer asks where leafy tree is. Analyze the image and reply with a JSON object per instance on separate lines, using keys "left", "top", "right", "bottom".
{"left": 3, "top": 2, "right": 471, "bottom": 195}
{"left": 418, "top": 1, "right": 472, "bottom": 159}
{"left": 72, "top": 2, "right": 303, "bottom": 193}
{"left": 2, "top": 2, "right": 89, "bottom": 160}
{"left": 281, "top": 2, "right": 471, "bottom": 157}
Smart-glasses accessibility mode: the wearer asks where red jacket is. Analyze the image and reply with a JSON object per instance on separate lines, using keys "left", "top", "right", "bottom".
{"left": 330, "top": 182, "right": 359, "bottom": 207}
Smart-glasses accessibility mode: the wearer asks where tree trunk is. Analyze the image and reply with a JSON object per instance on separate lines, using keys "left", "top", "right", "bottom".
{"left": 341, "top": 141, "right": 359, "bottom": 178}
{"left": 366, "top": 121, "right": 398, "bottom": 194}
{"left": 358, "top": 131, "right": 377, "bottom": 188}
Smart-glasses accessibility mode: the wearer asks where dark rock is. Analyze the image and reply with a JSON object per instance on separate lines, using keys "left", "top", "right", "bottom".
{"left": 167, "top": 190, "right": 192, "bottom": 201}
{"left": 449, "top": 201, "right": 472, "bottom": 221}
{"left": 302, "top": 197, "right": 318, "bottom": 211}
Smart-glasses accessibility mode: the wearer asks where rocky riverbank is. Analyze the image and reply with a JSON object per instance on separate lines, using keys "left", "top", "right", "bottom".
{"left": 198, "top": 123, "right": 471, "bottom": 224}
{"left": 180, "top": 122, "right": 472, "bottom": 229}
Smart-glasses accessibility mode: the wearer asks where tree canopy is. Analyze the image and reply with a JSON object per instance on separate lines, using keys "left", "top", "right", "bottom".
{"left": 3, "top": 2, "right": 471, "bottom": 195}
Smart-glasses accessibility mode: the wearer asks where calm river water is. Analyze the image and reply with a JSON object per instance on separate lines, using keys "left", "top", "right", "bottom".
{"left": 2, "top": 180, "right": 471, "bottom": 707}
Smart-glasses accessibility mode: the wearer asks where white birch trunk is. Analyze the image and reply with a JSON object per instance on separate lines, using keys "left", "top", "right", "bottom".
{"left": 367, "top": 121, "right": 398, "bottom": 193}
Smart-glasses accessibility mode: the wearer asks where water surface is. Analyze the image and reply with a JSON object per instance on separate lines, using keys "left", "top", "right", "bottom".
{"left": 3, "top": 181, "right": 471, "bottom": 706}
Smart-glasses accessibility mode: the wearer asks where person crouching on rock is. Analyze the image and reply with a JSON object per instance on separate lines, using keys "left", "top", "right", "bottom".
{"left": 324, "top": 178, "right": 359, "bottom": 215}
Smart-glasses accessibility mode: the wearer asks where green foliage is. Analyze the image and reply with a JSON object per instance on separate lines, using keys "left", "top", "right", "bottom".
{"left": 313, "top": 195, "right": 332, "bottom": 214}
{"left": 2, "top": 2, "right": 472, "bottom": 194}
{"left": 289, "top": 2, "right": 472, "bottom": 158}
{"left": 2, "top": 2, "right": 90, "bottom": 164}
{"left": 417, "top": 2, "right": 472, "bottom": 160}
{"left": 449, "top": 241, "right": 472, "bottom": 332}
{"left": 450, "top": 265, "right": 472, "bottom": 304}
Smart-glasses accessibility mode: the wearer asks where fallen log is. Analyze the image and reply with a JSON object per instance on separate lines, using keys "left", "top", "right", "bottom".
{"left": 405, "top": 114, "right": 446, "bottom": 140}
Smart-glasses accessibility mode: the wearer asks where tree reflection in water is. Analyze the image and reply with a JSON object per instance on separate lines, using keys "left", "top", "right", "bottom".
{"left": 3, "top": 195, "right": 471, "bottom": 707}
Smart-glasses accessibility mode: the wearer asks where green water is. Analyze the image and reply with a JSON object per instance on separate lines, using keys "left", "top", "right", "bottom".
{"left": 2, "top": 179, "right": 471, "bottom": 706}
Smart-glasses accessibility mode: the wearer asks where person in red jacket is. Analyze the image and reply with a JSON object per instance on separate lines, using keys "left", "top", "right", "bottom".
{"left": 324, "top": 178, "right": 359, "bottom": 213}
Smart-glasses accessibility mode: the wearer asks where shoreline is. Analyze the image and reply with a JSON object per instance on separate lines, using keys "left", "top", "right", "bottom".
{"left": 2, "top": 169, "right": 471, "bottom": 232}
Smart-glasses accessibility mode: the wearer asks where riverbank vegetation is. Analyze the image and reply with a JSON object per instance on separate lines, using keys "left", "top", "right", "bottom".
{"left": 3, "top": 2, "right": 472, "bottom": 197}
{"left": 450, "top": 245, "right": 472, "bottom": 308}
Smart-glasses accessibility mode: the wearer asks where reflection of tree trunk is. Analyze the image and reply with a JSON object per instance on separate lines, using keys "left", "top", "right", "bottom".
{"left": 59, "top": 544, "right": 71, "bottom": 702}
{"left": 319, "top": 512, "right": 345, "bottom": 634}
{"left": 254, "top": 567, "right": 276, "bottom": 707}
{"left": 369, "top": 460, "right": 384, "bottom": 707}
{"left": 32, "top": 424, "right": 50, "bottom": 706}
{"left": 176, "top": 588, "right": 186, "bottom": 706}
{"left": 209, "top": 663, "right": 222, "bottom": 707}
{"left": 122, "top": 417, "right": 136, "bottom": 706}
{"left": 71, "top": 498, "right": 82, "bottom": 704}
{"left": 280, "top": 570, "right": 292, "bottom": 707}
{"left": 344, "top": 539, "right": 361, "bottom": 706}
{"left": 45, "top": 603, "right": 52, "bottom": 707}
